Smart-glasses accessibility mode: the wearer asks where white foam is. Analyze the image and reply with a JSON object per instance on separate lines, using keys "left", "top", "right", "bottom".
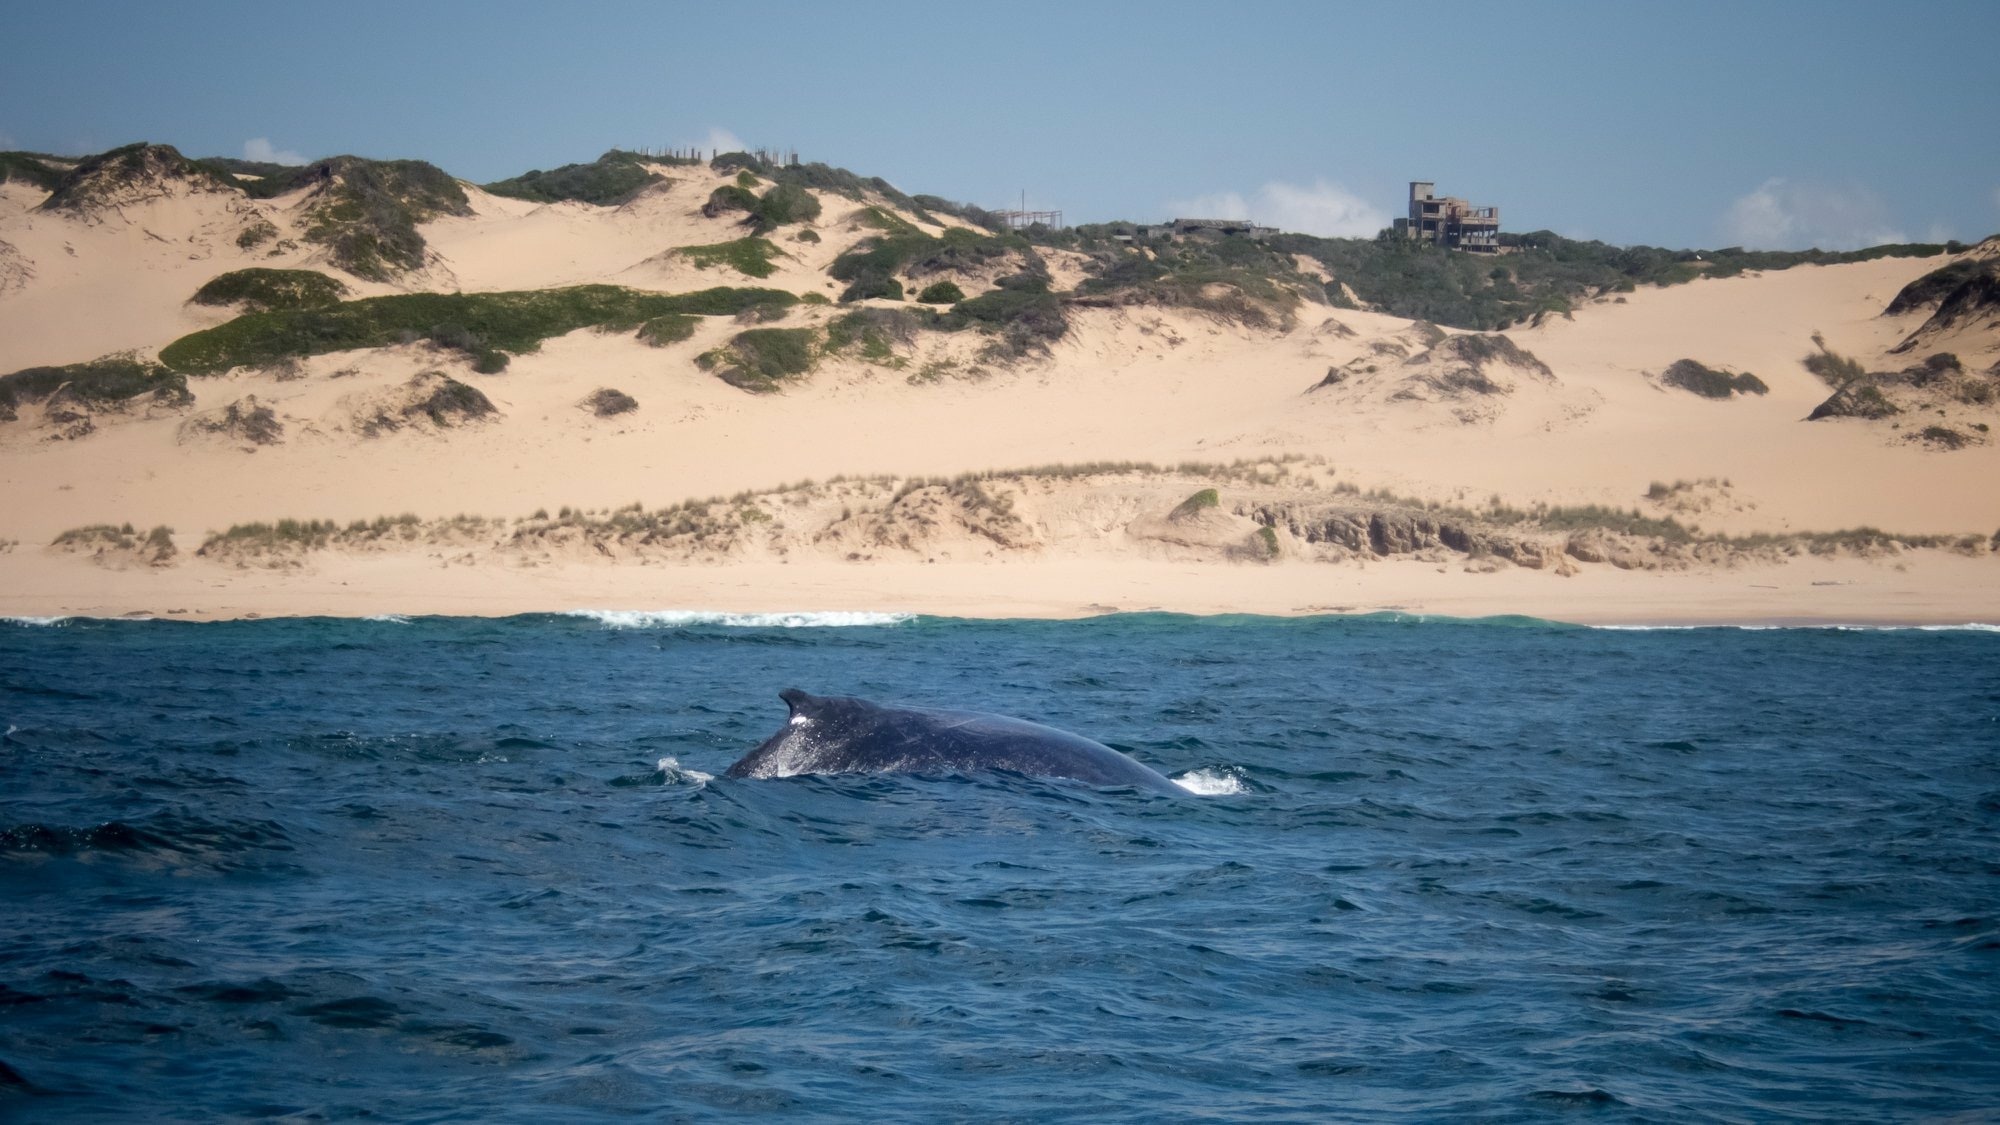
{"left": 567, "top": 610, "right": 912, "bottom": 629}
{"left": 1173, "top": 767, "right": 1248, "bottom": 796}
{"left": 1, "top": 616, "right": 72, "bottom": 627}
{"left": 364, "top": 614, "right": 412, "bottom": 624}
{"left": 1592, "top": 622, "right": 2000, "bottom": 633}
{"left": 656, "top": 756, "right": 715, "bottom": 785}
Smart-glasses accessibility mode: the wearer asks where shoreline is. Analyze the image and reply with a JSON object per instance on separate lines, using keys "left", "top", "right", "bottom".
{"left": 5, "top": 553, "right": 1997, "bottom": 628}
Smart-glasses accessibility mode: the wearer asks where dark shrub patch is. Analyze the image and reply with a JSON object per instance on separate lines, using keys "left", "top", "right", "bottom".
{"left": 285, "top": 156, "right": 470, "bottom": 281}
{"left": 584, "top": 388, "right": 638, "bottom": 416}
{"left": 0, "top": 355, "right": 192, "bottom": 417}
{"left": 637, "top": 313, "right": 699, "bottom": 346}
{"left": 1885, "top": 260, "right": 1990, "bottom": 315}
{"left": 703, "top": 185, "right": 758, "bottom": 218}
{"left": 678, "top": 237, "right": 782, "bottom": 278}
{"left": 750, "top": 182, "right": 821, "bottom": 232}
{"left": 1660, "top": 358, "right": 1768, "bottom": 398}
{"left": 159, "top": 285, "right": 798, "bottom": 374}
{"left": 916, "top": 280, "right": 965, "bottom": 304}
{"left": 697, "top": 328, "right": 817, "bottom": 393}
{"left": 192, "top": 269, "right": 349, "bottom": 312}
{"left": 482, "top": 150, "right": 666, "bottom": 205}
{"left": 1807, "top": 381, "right": 1899, "bottom": 421}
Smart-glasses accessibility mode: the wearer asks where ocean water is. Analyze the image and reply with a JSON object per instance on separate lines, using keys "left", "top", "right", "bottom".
{"left": 1, "top": 611, "right": 1996, "bottom": 1122}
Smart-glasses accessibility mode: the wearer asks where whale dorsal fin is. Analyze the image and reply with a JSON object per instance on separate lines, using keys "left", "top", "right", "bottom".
{"left": 779, "top": 688, "right": 820, "bottom": 715}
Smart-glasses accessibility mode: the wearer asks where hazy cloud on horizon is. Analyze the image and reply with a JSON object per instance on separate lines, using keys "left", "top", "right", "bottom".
{"left": 243, "top": 137, "right": 307, "bottom": 166}
{"left": 1162, "top": 180, "right": 1388, "bottom": 239}
{"left": 1720, "top": 178, "right": 1907, "bottom": 251}
{"left": 688, "top": 127, "right": 745, "bottom": 158}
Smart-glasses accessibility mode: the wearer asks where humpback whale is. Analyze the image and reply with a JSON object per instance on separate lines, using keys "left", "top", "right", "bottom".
{"left": 726, "top": 689, "right": 1183, "bottom": 795}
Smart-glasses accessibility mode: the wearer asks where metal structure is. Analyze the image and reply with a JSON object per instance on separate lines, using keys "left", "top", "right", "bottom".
{"left": 993, "top": 208, "right": 1065, "bottom": 230}
{"left": 1392, "top": 181, "right": 1499, "bottom": 251}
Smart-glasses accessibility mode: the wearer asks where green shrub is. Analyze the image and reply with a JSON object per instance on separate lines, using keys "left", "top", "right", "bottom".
{"left": 285, "top": 156, "right": 470, "bottom": 280}
{"left": 585, "top": 388, "right": 638, "bottom": 417}
{"left": 1170, "top": 488, "right": 1220, "bottom": 519}
{"left": 704, "top": 184, "right": 758, "bottom": 217}
{"left": 677, "top": 237, "right": 783, "bottom": 278}
{"left": 0, "top": 355, "right": 192, "bottom": 417}
{"left": 749, "top": 182, "right": 821, "bottom": 232}
{"left": 0, "top": 151, "right": 68, "bottom": 192}
{"left": 841, "top": 275, "right": 905, "bottom": 302}
{"left": 916, "top": 280, "right": 966, "bottom": 304}
{"left": 942, "top": 285, "right": 1067, "bottom": 355}
{"left": 1803, "top": 347, "right": 1868, "bottom": 387}
{"left": 796, "top": 229, "right": 822, "bottom": 244}
{"left": 1660, "top": 359, "right": 1768, "bottom": 398}
{"left": 637, "top": 313, "right": 699, "bottom": 346}
{"left": 158, "top": 285, "right": 798, "bottom": 373}
{"left": 39, "top": 143, "right": 235, "bottom": 212}
{"left": 697, "top": 327, "right": 818, "bottom": 393}
{"left": 235, "top": 218, "right": 279, "bottom": 250}
{"left": 1885, "top": 260, "right": 1991, "bottom": 315}
{"left": 481, "top": 150, "right": 666, "bottom": 205}
{"left": 191, "top": 268, "right": 349, "bottom": 312}
{"left": 824, "top": 308, "right": 923, "bottom": 363}
{"left": 1265, "top": 227, "right": 1951, "bottom": 332}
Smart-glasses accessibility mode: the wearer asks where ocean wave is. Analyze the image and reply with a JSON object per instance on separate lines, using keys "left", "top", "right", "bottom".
{"left": 1, "top": 616, "right": 73, "bottom": 627}
{"left": 565, "top": 610, "right": 913, "bottom": 629}
{"left": 363, "top": 614, "right": 413, "bottom": 624}
{"left": 656, "top": 756, "right": 714, "bottom": 785}
{"left": 1173, "top": 767, "right": 1248, "bottom": 796}
{"left": 1593, "top": 622, "right": 2000, "bottom": 633}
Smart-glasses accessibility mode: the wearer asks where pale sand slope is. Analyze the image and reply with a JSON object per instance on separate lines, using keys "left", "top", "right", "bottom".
{"left": 2, "top": 258, "right": 1990, "bottom": 545}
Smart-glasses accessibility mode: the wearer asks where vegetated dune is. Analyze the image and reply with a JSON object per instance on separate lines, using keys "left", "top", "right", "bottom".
{"left": 0, "top": 142, "right": 1996, "bottom": 622}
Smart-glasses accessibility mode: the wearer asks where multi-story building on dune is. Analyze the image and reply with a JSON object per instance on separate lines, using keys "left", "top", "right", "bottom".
{"left": 1392, "top": 181, "right": 1500, "bottom": 252}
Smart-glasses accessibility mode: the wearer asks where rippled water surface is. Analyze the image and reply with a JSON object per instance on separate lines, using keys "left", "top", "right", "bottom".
{"left": 2, "top": 612, "right": 1996, "bottom": 1121}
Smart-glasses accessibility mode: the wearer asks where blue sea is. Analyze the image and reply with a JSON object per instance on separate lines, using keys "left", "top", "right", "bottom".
{"left": 1, "top": 611, "right": 1996, "bottom": 1122}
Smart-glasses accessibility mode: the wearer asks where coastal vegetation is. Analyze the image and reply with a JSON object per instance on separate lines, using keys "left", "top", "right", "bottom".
{"left": 636, "top": 313, "right": 700, "bottom": 346}
{"left": 1271, "top": 230, "right": 1957, "bottom": 330}
{"left": 696, "top": 327, "right": 818, "bottom": 392}
{"left": 286, "top": 157, "right": 470, "bottom": 280}
{"left": 162, "top": 457, "right": 1996, "bottom": 575}
{"left": 830, "top": 210, "right": 1030, "bottom": 303}
{"left": 0, "top": 150, "right": 69, "bottom": 192}
{"left": 50, "top": 523, "right": 177, "bottom": 566}
{"left": 1659, "top": 359, "right": 1768, "bottom": 399}
{"left": 916, "top": 281, "right": 965, "bottom": 304}
{"left": 584, "top": 388, "right": 638, "bottom": 417}
{"left": 157, "top": 285, "right": 798, "bottom": 374}
{"left": 37, "top": 143, "right": 235, "bottom": 211}
{"left": 0, "top": 355, "right": 191, "bottom": 421}
{"left": 480, "top": 150, "right": 678, "bottom": 205}
{"left": 675, "top": 237, "right": 784, "bottom": 278}
{"left": 190, "top": 268, "right": 349, "bottom": 312}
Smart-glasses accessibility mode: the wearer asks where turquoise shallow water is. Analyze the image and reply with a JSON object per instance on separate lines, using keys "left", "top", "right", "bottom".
{"left": 1, "top": 611, "right": 1996, "bottom": 1121}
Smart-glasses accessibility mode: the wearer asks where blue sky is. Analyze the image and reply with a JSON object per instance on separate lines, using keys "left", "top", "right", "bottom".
{"left": 5, "top": 0, "right": 1996, "bottom": 250}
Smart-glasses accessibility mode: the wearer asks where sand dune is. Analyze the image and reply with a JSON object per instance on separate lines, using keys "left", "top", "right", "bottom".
{"left": 1, "top": 156, "right": 1994, "bottom": 623}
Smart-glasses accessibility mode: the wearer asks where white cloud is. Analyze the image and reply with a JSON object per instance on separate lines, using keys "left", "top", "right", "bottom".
{"left": 1719, "top": 178, "right": 1907, "bottom": 251}
{"left": 689, "top": 127, "right": 746, "bottom": 157}
{"left": 1163, "top": 179, "right": 1388, "bottom": 238}
{"left": 243, "top": 137, "right": 307, "bottom": 166}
